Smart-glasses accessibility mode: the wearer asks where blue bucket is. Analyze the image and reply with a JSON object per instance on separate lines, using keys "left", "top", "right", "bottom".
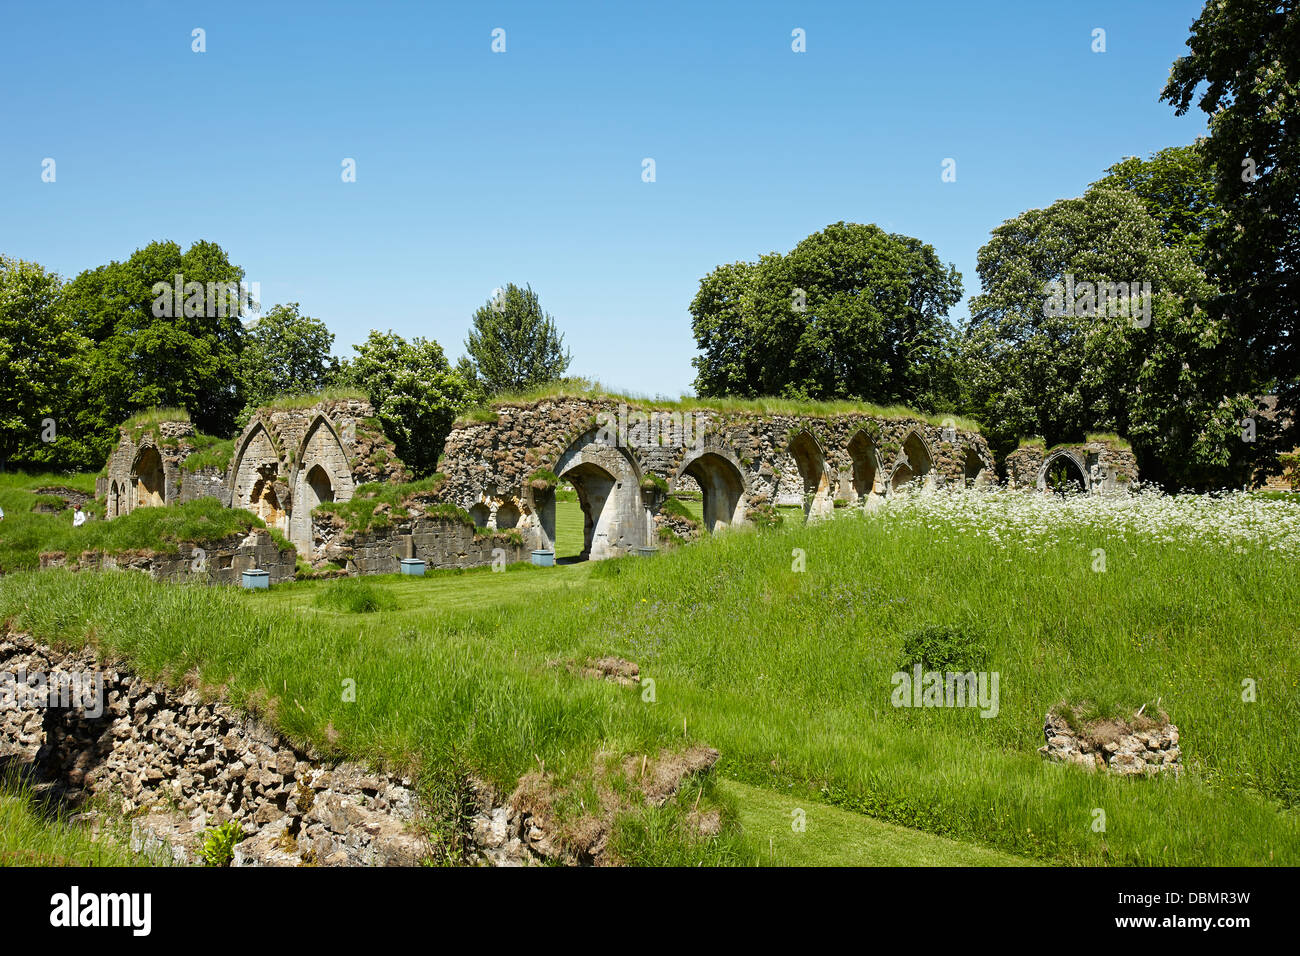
{"left": 400, "top": 558, "right": 426, "bottom": 576}
{"left": 531, "top": 549, "right": 555, "bottom": 567}
{"left": 241, "top": 569, "right": 270, "bottom": 589}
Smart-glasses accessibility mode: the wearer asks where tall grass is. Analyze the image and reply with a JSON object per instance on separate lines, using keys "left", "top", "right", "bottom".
{"left": 1, "top": 496, "right": 1296, "bottom": 865}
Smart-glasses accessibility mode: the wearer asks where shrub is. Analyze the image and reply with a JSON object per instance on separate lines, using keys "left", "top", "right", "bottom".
{"left": 640, "top": 473, "right": 669, "bottom": 494}
{"left": 898, "top": 624, "right": 989, "bottom": 674}
{"left": 199, "top": 820, "right": 244, "bottom": 867}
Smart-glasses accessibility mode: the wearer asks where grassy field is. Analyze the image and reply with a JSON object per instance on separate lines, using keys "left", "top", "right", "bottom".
{"left": 1, "top": 478, "right": 1297, "bottom": 866}
{"left": 0, "top": 781, "right": 163, "bottom": 867}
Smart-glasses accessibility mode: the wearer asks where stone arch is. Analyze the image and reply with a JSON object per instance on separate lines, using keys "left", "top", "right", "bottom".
{"left": 231, "top": 420, "right": 282, "bottom": 506}
{"left": 962, "top": 447, "right": 986, "bottom": 487}
{"left": 890, "top": 431, "right": 934, "bottom": 491}
{"left": 106, "top": 481, "right": 119, "bottom": 518}
{"left": 846, "top": 430, "right": 884, "bottom": 502}
{"left": 132, "top": 445, "right": 166, "bottom": 508}
{"left": 677, "top": 444, "right": 747, "bottom": 533}
{"left": 469, "top": 502, "right": 490, "bottom": 527}
{"left": 1038, "top": 449, "right": 1090, "bottom": 494}
{"left": 292, "top": 416, "right": 355, "bottom": 552}
{"left": 788, "top": 430, "right": 833, "bottom": 520}
{"left": 495, "top": 501, "right": 520, "bottom": 530}
{"left": 546, "top": 427, "right": 645, "bottom": 560}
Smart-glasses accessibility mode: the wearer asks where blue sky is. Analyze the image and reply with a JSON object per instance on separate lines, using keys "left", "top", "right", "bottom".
{"left": 2, "top": 0, "right": 1209, "bottom": 397}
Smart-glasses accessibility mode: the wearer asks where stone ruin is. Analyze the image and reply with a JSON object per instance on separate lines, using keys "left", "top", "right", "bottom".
{"left": 94, "top": 394, "right": 1143, "bottom": 572}
{"left": 225, "top": 398, "right": 405, "bottom": 554}
{"left": 437, "top": 398, "right": 998, "bottom": 560}
{"left": 98, "top": 399, "right": 405, "bottom": 557}
{"left": 96, "top": 419, "right": 227, "bottom": 518}
{"left": 1004, "top": 438, "right": 1138, "bottom": 493}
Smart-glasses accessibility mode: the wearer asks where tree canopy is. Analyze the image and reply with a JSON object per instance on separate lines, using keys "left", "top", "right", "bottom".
{"left": 690, "top": 222, "right": 963, "bottom": 409}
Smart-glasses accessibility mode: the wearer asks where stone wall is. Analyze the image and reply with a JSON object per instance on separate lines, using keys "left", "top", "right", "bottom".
{"left": 38, "top": 530, "right": 296, "bottom": 586}
{"left": 98, "top": 420, "right": 228, "bottom": 519}
{"left": 314, "top": 505, "right": 528, "bottom": 575}
{"left": 438, "top": 398, "right": 996, "bottom": 558}
{"left": 0, "top": 631, "right": 556, "bottom": 866}
{"left": 1039, "top": 712, "right": 1182, "bottom": 777}
{"left": 1005, "top": 438, "right": 1139, "bottom": 492}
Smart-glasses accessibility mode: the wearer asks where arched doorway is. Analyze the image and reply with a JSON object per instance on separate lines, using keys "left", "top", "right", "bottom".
{"left": 962, "top": 447, "right": 985, "bottom": 487}
{"left": 134, "top": 447, "right": 165, "bottom": 508}
{"left": 306, "top": 465, "right": 334, "bottom": 507}
{"left": 891, "top": 432, "right": 933, "bottom": 492}
{"left": 788, "top": 430, "right": 832, "bottom": 520}
{"left": 546, "top": 428, "right": 645, "bottom": 560}
{"left": 1039, "top": 451, "right": 1089, "bottom": 494}
{"left": 469, "top": 503, "right": 490, "bottom": 528}
{"left": 680, "top": 449, "right": 746, "bottom": 533}
{"left": 847, "top": 431, "right": 882, "bottom": 502}
{"left": 107, "top": 481, "right": 120, "bottom": 518}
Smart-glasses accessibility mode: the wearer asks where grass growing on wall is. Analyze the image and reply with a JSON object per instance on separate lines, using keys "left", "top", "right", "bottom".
{"left": 2, "top": 492, "right": 1297, "bottom": 865}
{"left": 0, "top": 778, "right": 167, "bottom": 866}
{"left": 456, "top": 379, "right": 983, "bottom": 432}
{"left": 0, "top": 475, "right": 279, "bottom": 572}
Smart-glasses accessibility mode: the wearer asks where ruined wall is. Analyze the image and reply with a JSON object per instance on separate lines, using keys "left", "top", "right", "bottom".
{"left": 1, "top": 631, "right": 562, "bottom": 866}
{"left": 1005, "top": 439, "right": 1139, "bottom": 492}
{"left": 227, "top": 398, "right": 406, "bottom": 557}
{"left": 314, "top": 506, "right": 528, "bottom": 575}
{"left": 438, "top": 398, "right": 996, "bottom": 557}
{"left": 38, "top": 530, "right": 296, "bottom": 585}
{"left": 98, "top": 421, "right": 228, "bottom": 519}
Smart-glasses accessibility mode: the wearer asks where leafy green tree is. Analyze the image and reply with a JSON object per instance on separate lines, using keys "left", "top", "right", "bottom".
{"left": 1162, "top": 0, "right": 1300, "bottom": 460}
{"left": 237, "top": 303, "right": 339, "bottom": 423}
{"left": 347, "top": 330, "right": 474, "bottom": 476}
{"left": 464, "top": 283, "right": 572, "bottom": 395}
{"left": 61, "top": 240, "right": 248, "bottom": 437}
{"left": 961, "top": 185, "right": 1252, "bottom": 488}
{"left": 690, "top": 222, "right": 963, "bottom": 408}
{"left": 0, "top": 256, "right": 95, "bottom": 471}
{"left": 1093, "top": 145, "right": 1226, "bottom": 270}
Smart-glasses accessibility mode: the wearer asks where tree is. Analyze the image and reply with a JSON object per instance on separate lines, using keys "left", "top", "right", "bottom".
{"left": 60, "top": 240, "right": 248, "bottom": 437}
{"left": 347, "top": 331, "right": 474, "bottom": 476}
{"left": 690, "top": 222, "right": 963, "bottom": 408}
{"left": 464, "top": 283, "right": 572, "bottom": 395}
{"left": 961, "top": 184, "right": 1252, "bottom": 488}
{"left": 1162, "top": 0, "right": 1300, "bottom": 460}
{"left": 0, "top": 256, "right": 95, "bottom": 471}
{"left": 238, "top": 303, "right": 339, "bottom": 423}
{"left": 1093, "top": 144, "right": 1226, "bottom": 270}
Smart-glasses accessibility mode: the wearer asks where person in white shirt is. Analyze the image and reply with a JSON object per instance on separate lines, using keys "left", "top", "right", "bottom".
{"left": 72, "top": 507, "right": 86, "bottom": 527}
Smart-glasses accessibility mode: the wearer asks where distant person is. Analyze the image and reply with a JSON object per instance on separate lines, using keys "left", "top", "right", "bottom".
{"left": 0, "top": 504, "right": 5, "bottom": 521}
{"left": 72, "top": 506, "right": 86, "bottom": 527}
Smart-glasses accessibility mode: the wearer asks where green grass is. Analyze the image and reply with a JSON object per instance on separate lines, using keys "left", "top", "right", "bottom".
{"left": 179, "top": 435, "right": 236, "bottom": 472}
{"left": 2, "top": 489, "right": 1298, "bottom": 866}
{"left": 456, "top": 378, "right": 983, "bottom": 432}
{"left": 720, "top": 779, "right": 1032, "bottom": 866}
{"left": 0, "top": 473, "right": 282, "bottom": 572}
{"left": 257, "top": 387, "right": 370, "bottom": 411}
{"left": 0, "top": 780, "right": 163, "bottom": 867}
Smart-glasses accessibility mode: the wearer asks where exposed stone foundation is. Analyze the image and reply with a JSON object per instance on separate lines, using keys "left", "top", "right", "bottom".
{"left": 1038, "top": 711, "right": 1182, "bottom": 776}
{"left": 0, "top": 631, "right": 557, "bottom": 866}
{"left": 38, "top": 530, "right": 296, "bottom": 586}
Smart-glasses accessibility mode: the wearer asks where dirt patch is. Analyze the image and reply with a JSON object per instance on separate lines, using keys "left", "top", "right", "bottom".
{"left": 551, "top": 656, "right": 641, "bottom": 687}
{"left": 507, "top": 744, "right": 720, "bottom": 865}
